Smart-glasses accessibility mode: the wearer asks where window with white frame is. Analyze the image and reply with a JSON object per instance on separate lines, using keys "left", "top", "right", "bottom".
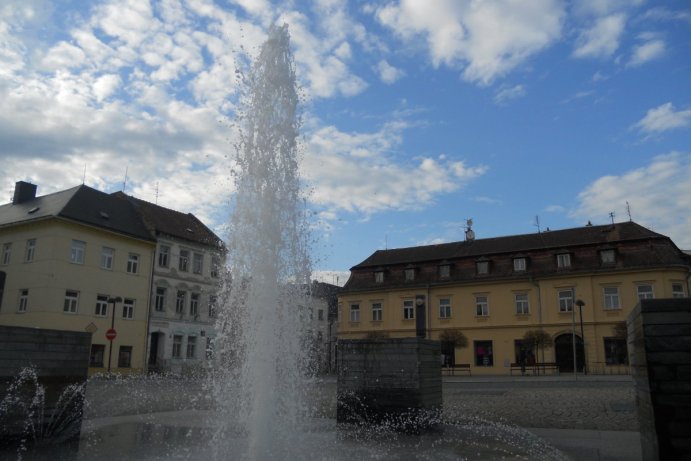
{"left": 2, "top": 243, "right": 11, "bottom": 265}
{"left": 193, "top": 253, "right": 203, "bottom": 274}
{"left": 672, "top": 283, "right": 686, "bottom": 298}
{"left": 439, "top": 298, "right": 452, "bottom": 318}
{"left": 179, "top": 250, "right": 189, "bottom": 272}
{"left": 127, "top": 253, "right": 139, "bottom": 274}
{"left": 158, "top": 245, "right": 170, "bottom": 267}
{"left": 64, "top": 290, "right": 79, "bottom": 313}
{"left": 190, "top": 293, "right": 200, "bottom": 317}
{"left": 403, "top": 299, "right": 415, "bottom": 319}
{"left": 513, "top": 258, "right": 526, "bottom": 272}
{"left": 558, "top": 290, "right": 573, "bottom": 312}
{"left": 176, "top": 290, "right": 186, "bottom": 314}
{"left": 155, "top": 287, "right": 166, "bottom": 312}
{"left": 476, "top": 261, "right": 489, "bottom": 275}
{"left": 515, "top": 293, "right": 529, "bottom": 315}
{"left": 374, "top": 271, "right": 384, "bottom": 283}
{"left": 372, "top": 302, "right": 382, "bottom": 321}
{"left": 187, "top": 336, "right": 197, "bottom": 358}
{"left": 556, "top": 253, "right": 571, "bottom": 268}
{"left": 475, "top": 295, "right": 489, "bottom": 316}
{"left": 637, "top": 284, "right": 654, "bottom": 300}
{"left": 18, "top": 289, "right": 28, "bottom": 312}
{"left": 404, "top": 268, "right": 415, "bottom": 281}
{"left": 95, "top": 294, "right": 108, "bottom": 316}
{"left": 101, "top": 247, "right": 114, "bottom": 270}
{"left": 70, "top": 240, "right": 85, "bottom": 264}
{"left": 25, "top": 239, "right": 36, "bottom": 262}
{"left": 439, "top": 264, "right": 450, "bottom": 278}
{"left": 600, "top": 249, "right": 615, "bottom": 264}
{"left": 603, "top": 287, "right": 620, "bottom": 310}
{"left": 122, "top": 298, "right": 134, "bottom": 319}
{"left": 211, "top": 256, "right": 220, "bottom": 278}
{"left": 349, "top": 303, "right": 360, "bottom": 322}
{"left": 172, "top": 335, "right": 183, "bottom": 358}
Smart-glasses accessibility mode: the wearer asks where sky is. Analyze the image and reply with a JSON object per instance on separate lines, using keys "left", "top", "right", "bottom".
{"left": 1, "top": 0, "right": 690, "bottom": 286}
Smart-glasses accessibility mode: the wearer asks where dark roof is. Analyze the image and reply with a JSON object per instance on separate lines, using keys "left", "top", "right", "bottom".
{"left": 0, "top": 185, "right": 155, "bottom": 242}
{"left": 352, "top": 222, "right": 671, "bottom": 269}
{"left": 112, "top": 192, "right": 223, "bottom": 248}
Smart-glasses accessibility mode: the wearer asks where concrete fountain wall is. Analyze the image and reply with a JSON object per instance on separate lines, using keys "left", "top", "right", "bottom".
{"left": 627, "top": 298, "right": 691, "bottom": 461}
{"left": 336, "top": 338, "right": 442, "bottom": 426}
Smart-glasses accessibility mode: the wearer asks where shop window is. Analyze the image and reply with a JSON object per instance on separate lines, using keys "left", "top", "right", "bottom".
{"left": 474, "top": 340, "right": 493, "bottom": 367}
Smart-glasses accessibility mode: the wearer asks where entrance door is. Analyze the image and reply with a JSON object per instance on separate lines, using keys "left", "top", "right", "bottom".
{"left": 441, "top": 342, "right": 456, "bottom": 367}
{"left": 554, "top": 333, "right": 584, "bottom": 373}
{"left": 148, "top": 332, "right": 160, "bottom": 366}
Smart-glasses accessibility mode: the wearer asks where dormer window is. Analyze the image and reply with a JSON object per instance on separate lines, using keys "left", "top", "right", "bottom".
{"left": 374, "top": 270, "right": 384, "bottom": 283}
{"left": 556, "top": 253, "right": 571, "bottom": 269}
{"left": 600, "top": 249, "right": 615, "bottom": 265}
{"left": 439, "top": 264, "right": 451, "bottom": 278}
{"left": 404, "top": 267, "right": 415, "bottom": 281}
{"left": 513, "top": 257, "right": 526, "bottom": 272}
{"left": 476, "top": 260, "right": 489, "bottom": 275}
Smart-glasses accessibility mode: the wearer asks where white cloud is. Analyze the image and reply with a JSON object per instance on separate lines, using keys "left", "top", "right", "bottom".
{"left": 633, "top": 103, "right": 691, "bottom": 134}
{"left": 494, "top": 84, "right": 526, "bottom": 105}
{"left": 572, "top": 153, "right": 691, "bottom": 249}
{"left": 572, "top": 13, "right": 626, "bottom": 59}
{"left": 374, "top": 0, "right": 564, "bottom": 85}
{"left": 376, "top": 59, "right": 404, "bottom": 84}
{"left": 545, "top": 205, "right": 565, "bottom": 213}
{"left": 628, "top": 38, "right": 665, "bottom": 67}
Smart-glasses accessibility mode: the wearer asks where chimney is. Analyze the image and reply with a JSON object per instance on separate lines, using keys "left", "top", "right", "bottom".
{"left": 13, "top": 181, "right": 37, "bottom": 204}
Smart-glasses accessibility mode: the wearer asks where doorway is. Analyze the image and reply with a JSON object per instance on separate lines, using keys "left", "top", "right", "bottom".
{"left": 554, "top": 333, "right": 584, "bottom": 373}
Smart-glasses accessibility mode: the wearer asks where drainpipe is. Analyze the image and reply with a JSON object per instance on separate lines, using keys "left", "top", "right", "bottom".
{"left": 143, "top": 246, "right": 156, "bottom": 374}
{"left": 530, "top": 277, "right": 543, "bottom": 326}
{"left": 426, "top": 284, "right": 431, "bottom": 339}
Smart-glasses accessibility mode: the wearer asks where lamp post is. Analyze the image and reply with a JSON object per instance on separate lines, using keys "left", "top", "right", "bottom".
{"left": 571, "top": 293, "right": 577, "bottom": 378}
{"left": 575, "top": 299, "right": 586, "bottom": 375}
{"left": 107, "top": 296, "right": 122, "bottom": 373}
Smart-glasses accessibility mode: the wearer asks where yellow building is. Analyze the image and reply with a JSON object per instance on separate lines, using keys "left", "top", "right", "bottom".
{"left": 338, "top": 221, "right": 691, "bottom": 375}
{"left": 0, "top": 182, "right": 156, "bottom": 374}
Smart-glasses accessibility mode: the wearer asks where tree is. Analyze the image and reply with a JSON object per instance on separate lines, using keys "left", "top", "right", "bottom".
{"left": 438, "top": 329, "right": 468, "bottom": 366}
{"left": 523, "top": 329, "right": 553, "bottom": 364}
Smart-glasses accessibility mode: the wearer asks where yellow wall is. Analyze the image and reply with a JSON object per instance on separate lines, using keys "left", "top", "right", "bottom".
{"left": 0, "top": 218, "right": 155, "bottom": 374}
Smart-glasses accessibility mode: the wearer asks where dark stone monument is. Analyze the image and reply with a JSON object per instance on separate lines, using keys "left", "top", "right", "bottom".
{"left": 336, "top": 337, "right": 442, "bottom": 429}
{"left": 627, "top": 298, "right": 691, "bottom": 461}
{"left": 0, "top": 325, "right": 91, "bottom": 451}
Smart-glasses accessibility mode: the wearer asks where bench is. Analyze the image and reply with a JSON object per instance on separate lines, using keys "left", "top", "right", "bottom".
{"left": 510, "top": 362, "right": 559, "bottom": 375}
{"left": 442, "top": 364, "right": 471, "bottom": 376}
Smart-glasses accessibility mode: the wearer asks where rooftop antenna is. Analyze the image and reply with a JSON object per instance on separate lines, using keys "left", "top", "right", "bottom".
{"left": 534, "top": 215, "right": 541, "bottom": 233}
{"left": 626, "top": 201, "right": 632, "bottom": 222}
{"left": 82, "top": 164, "right": 86, "bottom": 185}
{"left": 155, "top": 182, "right": 159, "bottom": 204}
{"left": 609, "top": 211, "right": 615, "bottom": 225}
{"left": 123, "top": 166, "right": 128, "bottom": 193}
{"left": 464, "top": 218, "right": 475, "bottom": 241}
{"left": 385, "top": 234, "right": 388, "bottom": 250}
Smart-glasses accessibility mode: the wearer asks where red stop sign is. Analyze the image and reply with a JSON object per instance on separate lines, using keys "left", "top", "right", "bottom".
{"left": 105, "top": 328, "right": 117, "bottom": 341}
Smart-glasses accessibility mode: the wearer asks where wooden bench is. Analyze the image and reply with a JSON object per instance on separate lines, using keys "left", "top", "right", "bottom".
{"left": 442, "top": 364, "right": 471, "bottom": 376}
{"left": 510, "top": 362, "right": 559, "bottom": 375}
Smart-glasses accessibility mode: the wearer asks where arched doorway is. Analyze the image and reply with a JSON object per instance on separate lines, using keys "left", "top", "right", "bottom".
{"left": 554, "top": 333, "right": 585, "bottom": 373}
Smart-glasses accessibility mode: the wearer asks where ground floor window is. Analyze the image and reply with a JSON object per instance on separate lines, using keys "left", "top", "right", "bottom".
{"left": 514, "top": 339, "right": 535, "bottom": 365}
{"left": 604, "top": 337, "right": 628, "bottom": 365}
{"left": 173, "top": 335, "right": 183, "bottom": 358}
{"left": 187, "top": 336, "right": 196, "bottom": 359}
{"left": 90, "top": 344, "right": 105, "bottom": 367}
{"left": 118, "top": 346, "right": 132, "bottom": 368}
{"left": 474, "top": 340, "right": 493, "bottom": 367}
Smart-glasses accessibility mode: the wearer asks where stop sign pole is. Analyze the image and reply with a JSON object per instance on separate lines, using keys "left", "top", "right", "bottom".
{"left": 107, "top": 296, "right": 122, "bottom": 373}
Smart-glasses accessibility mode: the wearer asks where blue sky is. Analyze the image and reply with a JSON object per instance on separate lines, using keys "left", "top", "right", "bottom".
{"left": 1, "top": 0, "right": 690, "bottom": 285}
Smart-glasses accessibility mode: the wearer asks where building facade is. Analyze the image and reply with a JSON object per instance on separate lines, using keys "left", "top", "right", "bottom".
{"left": 0, "top": 182, "right": 156, "bottom": 374}
{"left": 337, "top": 222, "right": 691, "bottom": 375}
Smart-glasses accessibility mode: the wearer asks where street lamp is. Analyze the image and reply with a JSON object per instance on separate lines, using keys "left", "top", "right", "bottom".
{"left": 575, "top": 299, "right": 586, "bottom": 375}
{"left": 107, "top": 296, "right": 122, "bottom": 373}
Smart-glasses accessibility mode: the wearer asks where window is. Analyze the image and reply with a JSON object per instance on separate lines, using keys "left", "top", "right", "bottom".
{"left": 557, "top": 253, "right": 571, "bottom": 269}
{"left": 101, "top": 247, "right": 114, "bottom": 270}
{"left": 18, "top": 289, "right": 28, "bottom": 312}
{"left": 211, "top": 256, "right": 220, "bottom": 278}
{"left": 190, "top": 293, "right": 200, "bottom": 316}
{"left": 158, "top": 245, "right": 170, "bottom": 267}
{"left": 637, "top": 284, "right": 654, "bottom": 300}
{"left": 372, "top": 302, "right": 382, "bottom": 321}
{"left": 672, "top": 283, "right": 685, "bottom": 298}
{"left": 179, "top": 250, "right": 189, "bottom": 272}
{"left": 439, "top": 298, "right": 451, "bottom": 318}
{"left": 1, "top": 243, "right": 11, "bottom": 265}
{"left": 318, "top": 309, "right": 324, "bottom": 321}
{"left": 95, "top": 294, "right": 108, "bottom": 316}
{"left": 600, "top": 249, "right": 615, "bottom": 264}
{"left": 122, "top": 298, "right": 134, "bottom": 319}
{"left": 403, "top": 299, "right": 415, "bottom": 319}
{"left": 474, "top": 340, "right": 494, "bottom": 367}
{"left": 176, "top": 290, "right": 186, "bottom": 314}
{"left": 604, "top": 338, "right": 628, "bottom": 365}
{"left": 513, "top": 258, "right": 526, "bottom": 272}
{"left": 118, "top": 346, "right": 132, "bottom": 368}
{"left": 439, "top": 264, "right": 450, "bottom": 278}
{"left": 193, "top": 253, "right": 203, "bottom": 274}
{"left": 172, "top": 335, "right": 183, "bottom": 358}
{"left": 206, "top": 337, "right": 214, "bottom": 360}
{"left": 187, "top": 336, "right": 196, "bottom": 358}
{"left": 475, "top": 295, "right": 489, "bottom": 316}
{"left": 209, "top": 295, "right": 217, "bottom": 318}
{"left": 404, "top": 268, "right": 415, "bottom": 281}
{"left": 25, "top": 239, "right": 36, "bottom": 262}
{"left": 515, "top": 293, "right": 529, "bottom": 315}
{"left": 476, "top": 261, "right": 489, "bottom": 275}
{"left": 90, "top": 344, "right": 105, "bottom": 367}
{"left": 374, "top": 271, "right": 384, "bottom": 283}
{"left": 349, "top": 303, "right": 360, "bottom": 322}
{"left": 558, "top": 290, "right": 573, "bottom": 312}
{"left": 603, "top": 287, "right": 620, "bottom": 310}
{"left": 70, "top": 240, "right": 85, "bottom": 264}
{"left": 155, "top": 287, "right": 166, "bottom": 312}
{"left": 127, "top": 253, "right": 139, "bottom": 274}
{"left": 64, "top": 290, "right": 79, "bottom": 313}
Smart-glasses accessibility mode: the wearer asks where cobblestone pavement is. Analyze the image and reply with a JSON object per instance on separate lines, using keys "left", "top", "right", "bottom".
{"left": 442, "top": 377, "right": 638, "bottom": 432}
